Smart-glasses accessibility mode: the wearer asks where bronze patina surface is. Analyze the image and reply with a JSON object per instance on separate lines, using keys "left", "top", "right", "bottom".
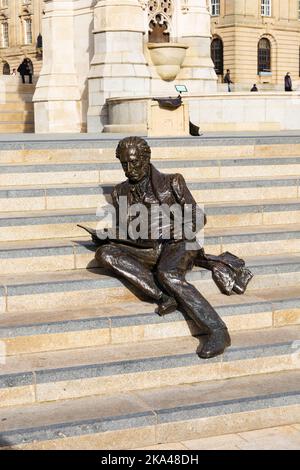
{"left": 83, "top": 137, "right": 253, "bottom": 359}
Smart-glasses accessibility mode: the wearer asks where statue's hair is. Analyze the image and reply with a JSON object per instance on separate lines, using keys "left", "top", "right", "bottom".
{"left": 116, "top": 136, "right": 151, "bottom": 161}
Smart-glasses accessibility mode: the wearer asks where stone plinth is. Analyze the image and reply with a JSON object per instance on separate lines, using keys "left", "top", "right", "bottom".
{"left": 104, "top": 92, "right": 300, "bottom": 133}
{"left": 148, "top": 100, "right": 189, "bottom": 136}
{"left": 104, "top": 96, "right": 190, "bottom": 136}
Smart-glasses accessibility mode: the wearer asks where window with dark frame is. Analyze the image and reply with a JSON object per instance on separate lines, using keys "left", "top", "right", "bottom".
{"left": 211, "top": 0, "right": 220, "bottom": 17}
{"left": 258, "top": 38, "right": 271, "bottom": 73}
{"left": 211, "top": 37, "right": 223, "bottom": 76}
{"left": 261, "top": 0, "right": 271, "bottom": 17}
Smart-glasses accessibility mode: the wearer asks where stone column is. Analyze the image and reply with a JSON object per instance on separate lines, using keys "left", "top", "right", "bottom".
{"left": 87, "top": 0, "right": 150, "bottom": 133}
{"left": 33, "top": 0, "right": 82, "bottom": 133}
{"left": 178, "top": 0, "right": 217, "bottom": 92}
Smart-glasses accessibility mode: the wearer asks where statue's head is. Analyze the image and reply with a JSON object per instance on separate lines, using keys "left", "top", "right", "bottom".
{"left": 116, "top": 136, "right": 151, "bottom": 183}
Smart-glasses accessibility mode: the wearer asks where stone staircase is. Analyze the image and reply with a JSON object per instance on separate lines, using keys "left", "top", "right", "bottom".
{"left": 0, "top": 79, "right": 35, "bottom": 133}
{"left": 0, "top": 135, "right": 299, "bottom": 450}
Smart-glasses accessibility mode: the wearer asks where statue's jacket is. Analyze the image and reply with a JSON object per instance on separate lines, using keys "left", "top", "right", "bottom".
{"left": 109, "top": 164, "right": 253, "bottom": 296}
{"left": 110, "top": 163, "right": 205, "bottom": 242}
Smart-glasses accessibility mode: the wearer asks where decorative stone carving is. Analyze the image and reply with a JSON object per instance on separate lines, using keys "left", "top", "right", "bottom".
{"left": 138, "top": 0, "right": 148, "bottom": 10}
{"left": 19, "top": 4, "right": 33, "bottom": 18}
{"left": 148, "top": 0, "right": 173, "bottom": 40}
{"left": 181, "top": 0, "right": 189, "bottom": 14}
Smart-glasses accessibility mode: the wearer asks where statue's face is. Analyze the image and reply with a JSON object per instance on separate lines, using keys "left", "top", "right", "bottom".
{"left": 119, "top": 146, "right": 150, "bottom": 183}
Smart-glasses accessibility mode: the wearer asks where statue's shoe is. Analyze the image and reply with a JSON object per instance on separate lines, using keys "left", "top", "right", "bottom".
{"left": 156, "top": 296, "right": 178, "bottom": 316}
{"left": 198, "top": 328, "right": 231, "bottom": 359}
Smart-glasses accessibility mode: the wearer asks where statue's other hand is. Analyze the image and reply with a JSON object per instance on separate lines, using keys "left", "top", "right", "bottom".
{"left": 91, "top": 229, "right": 110, "bottom": 246}
{"left": 92, "top": 234, "right": 103, "bottom": 246}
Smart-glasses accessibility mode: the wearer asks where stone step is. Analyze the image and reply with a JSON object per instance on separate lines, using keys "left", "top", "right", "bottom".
{"left": 0, "top": 156, "right": 300, "bottom": 187}
{"left": 0, "top": 134, "right": 300, "bottom": 165}
{"left": 0, "top": 122, "right": 34, "bottom": 133}
{"left": 1, "top": 84, "right": 36, "bottom": 93}
{"left": 0, "top": 371, "right": 300, "bottom": 450}
{"left": 0, "top": 369, "right": 299, "bottom": 450}
{"left": 0, "top": 134, "right": 298, "bottom": 450}
{"left": 0, "top": 208, "right": 96, "bottom": 242}
{"left": 0, "top": 176, "right": 299, "bottom": 212}
{"left": 0, "top": 287, "right": 298, "bottom": 355}
{"left": 0, "top": 111, "right": 34, "bottom": 123}
{"left": 206, "top": 199, "right": 300, "bottom": 228}
{"left": 0, "top": 199, "right": 299, "bottom": 242}
{"left": 0, "top": 254, "right": 299, "bottom": 313}
{"left": 0, "top": 102, "right": 34, "bottom": 112}
{"left": 0, "top": 225, "right": 299, "bottom": 274}
{"left": 0, "top": 325, "right": 299, "bottom": 409}
{"left": 141, "top": 424, "right": 300, "bottom": 451}
{"left": 0, "top": 92, "right": 34, "bottom": 103}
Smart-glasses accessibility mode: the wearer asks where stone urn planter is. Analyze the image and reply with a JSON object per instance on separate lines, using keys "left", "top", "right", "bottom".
{"left": 147, "top": 43, "right": 188, "bottom": 82}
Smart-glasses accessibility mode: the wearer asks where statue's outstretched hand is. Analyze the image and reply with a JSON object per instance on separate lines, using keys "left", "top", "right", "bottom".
{"left": 92, "top": 234, "right": 102, "bottom": 246}
{"left": 91, "top": 229, "right": 110, "bottom": 246}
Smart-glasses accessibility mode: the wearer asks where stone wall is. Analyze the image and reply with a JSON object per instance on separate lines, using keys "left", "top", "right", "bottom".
{"left": 106, "top": 92, "right": 300, "bottom": 134}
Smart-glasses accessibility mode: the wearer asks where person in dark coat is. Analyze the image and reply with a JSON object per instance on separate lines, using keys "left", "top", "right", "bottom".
{"left": 17, "top": 58, "right": 33, "bottom": 84}
{"left": 250, "top": 84, "right": 258, "bottom": 92}
{"left": 224, "top": 69, "right": 233, "bottom": 92}
{"left": 284, "top": 73, "right": 293, "bottom": 92}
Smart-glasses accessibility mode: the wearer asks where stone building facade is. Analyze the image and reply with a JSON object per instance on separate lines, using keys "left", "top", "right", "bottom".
{"left": 210, "top": 0, "right": 300, "bottom": 89}
{"left": 0, "top": 0, "right": 43, "bottom": 76}
{"left": 33, "top": 0, "right": 217, "bottom": 133}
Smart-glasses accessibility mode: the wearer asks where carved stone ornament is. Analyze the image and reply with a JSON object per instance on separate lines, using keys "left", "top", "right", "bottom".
{"left": 138, "top": 0, "right": 148, "bottom": 10}
{"left": 181, "top": 0, "right": 189, "bottom": 14}
{"left": 148, "top": 0, "right": 173, "bottom": 35}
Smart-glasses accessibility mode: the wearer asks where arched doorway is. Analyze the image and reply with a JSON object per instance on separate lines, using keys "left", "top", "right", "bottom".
{"left": 2, "top": 62, "right": 10, "bottom": 75}
{"left": 211, "top": 37, "right": 223, "bottom": 76}
{"left": 258, "top": 37, "right": 271, "bottom": 74}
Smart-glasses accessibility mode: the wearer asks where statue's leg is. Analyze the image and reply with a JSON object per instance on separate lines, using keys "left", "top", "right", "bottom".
{"left": 95, "top": 243, "right": 163, "bottom": 301}
{"left": 156, "top": 241, "right": 231, "bottom": 359}
{"left": 156, "top": 241, "right": 226, "bottom": 332}
{"left": 156, "top": 242, "right": 231, "bottom": 359}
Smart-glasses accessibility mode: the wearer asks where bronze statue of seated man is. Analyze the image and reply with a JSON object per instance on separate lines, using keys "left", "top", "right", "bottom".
{"left": 93, "top": 136, "right": 232, "bottom": 359}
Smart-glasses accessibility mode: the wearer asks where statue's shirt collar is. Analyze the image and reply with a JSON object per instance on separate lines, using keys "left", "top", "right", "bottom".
{"left": 128, "top": 169, "right": 158, "bottom": 205}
